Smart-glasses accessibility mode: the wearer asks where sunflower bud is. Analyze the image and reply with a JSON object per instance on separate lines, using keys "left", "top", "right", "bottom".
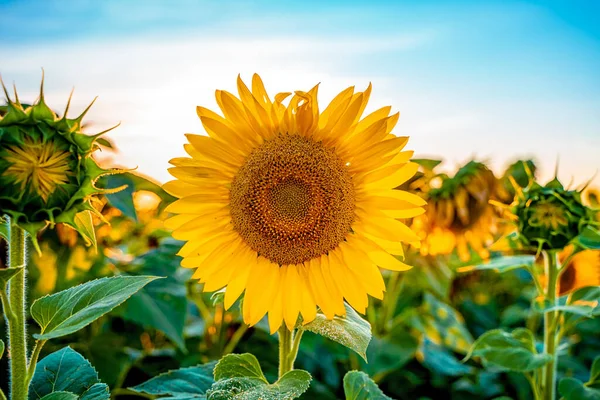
{"left": 515, "top": 180, "right": 592, "bottom": 250}
{"left": 0, "top": 76, "right": 124, "bottom": 250}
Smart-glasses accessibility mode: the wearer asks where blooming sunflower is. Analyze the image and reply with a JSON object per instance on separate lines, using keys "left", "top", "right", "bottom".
{"left": 164, "top": 74, "right": 425, "bottom": 333}
{"left": 412, "top": 161, "right": 497, "bottom": 261}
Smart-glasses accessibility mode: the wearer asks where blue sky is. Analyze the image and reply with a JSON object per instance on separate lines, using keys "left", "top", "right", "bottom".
{"left": 1, "top": 0, "right": 599, "bottom": 187}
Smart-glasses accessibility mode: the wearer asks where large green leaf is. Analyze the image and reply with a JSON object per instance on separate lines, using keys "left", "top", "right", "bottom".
{"left": 31, "top": 275, "right": 159, "bottom": 340}
{"left": 302, "top": 303, "right": 371, "bottom": 361}
{"left": 130, "top": 362, "right": 216, "bottom": 399}
{"left": 464, "top": 328, "right": 552, "bottom": 372}
{"left": 207, "top": 353, "right": 311, "bottom": 400}
{"left": 0, "top": 265, "right": 24, "bottom": 290}
{"left": 559, "top": 378, "right": 600, "bottom": 400}
{"left": 460, "top": 255, "right": 535, "bottom": 274}
{"left": 343, "top": 371, "right": 392, "bottom": 400}
{"left": 29, "top": 347, "right": 109, "bottom": 400}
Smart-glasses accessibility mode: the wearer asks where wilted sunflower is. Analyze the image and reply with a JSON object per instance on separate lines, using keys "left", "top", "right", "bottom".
{"left": 164, "top": 74, "right": 425, "bottom": 333}
{"left": 412, "top": 161, "right": 497, "bottom": 261}
{"left": 0, "top": 77, "right": 123, "bottom": 249}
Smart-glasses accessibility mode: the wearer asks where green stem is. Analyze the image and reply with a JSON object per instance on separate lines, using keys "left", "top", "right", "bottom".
{"left": 286, "top": 329, "right": 304, "bottom": 372}
{"left": 0, "top": 388, "right": 6, "bottom": 400}
{"left": 6, "top": 225, "right": 28, "bottom": 400}
{"left": 277, "top": 325, "right": 293, "bottom": 378}
{"left": 26, "top": 339, "right": 47, "bottom": 387}
{"left": 542, "top": 251, "right": 559, "bottom": 400}
{"left": 526, "top": 373, "right": 542, "bottom": 400}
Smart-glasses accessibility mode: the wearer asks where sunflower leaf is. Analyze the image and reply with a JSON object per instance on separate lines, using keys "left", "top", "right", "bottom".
{"left": 213, "top": 353, "right": 267, "bottom": 383}
{"left": 459, "top": 255, "right": 536, "bottom": 274}
{"left": 0, "top": 265, "right": 24, "bottom": 291}
{"left": 207, "top": 369, "right": 311, "bottom": 400}
{"left": 562, "top": 286, "right": 600, "bottom": 332}
{"left": 31, "top": 275, "right": 160, "bottom": 340}
{"left": 574, "top": 227, "right": 600, "bottom": 250}
{"left": 129, "top": 362, "right": 216, "bottom": 399}
{"left": 29, "top": 347, "right": 109, "bottom": 400}
{"left": 302, "top": 303, "right": 372, "bottom": 361}
{"left": 343, "top": 371, "right": 392, "bottom": 400}
{"left": 463, "top": 328, "right": 552, "bottom": 372}
{"left": 559, "top": 377, "right": 600, "bottom": 400}
{"left": 0, "top": 339, "right": 4, "bottom": 360}
{"left": 39, "top": 392, "right": 79, "bottom": 400}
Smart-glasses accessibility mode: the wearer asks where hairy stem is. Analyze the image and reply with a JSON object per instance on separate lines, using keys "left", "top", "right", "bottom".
{"left": 278, "top": 325, "right": 293, "bottom": 378}
{"left": 7, "top": 225, "right": 28, "bottom": 400}
{"left": 26, "top": 339, "right": 47, "bottom": 388}
{"left": 542, "top": 250, "right": 559, "bottom": 400}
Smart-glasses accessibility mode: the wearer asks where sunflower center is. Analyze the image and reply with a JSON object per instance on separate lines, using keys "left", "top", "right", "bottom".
{"left": 1, "top": 138, "right": 73, "bottom": 203}
{"left": 230, "top": 134, "right": 355, "bottom": 265}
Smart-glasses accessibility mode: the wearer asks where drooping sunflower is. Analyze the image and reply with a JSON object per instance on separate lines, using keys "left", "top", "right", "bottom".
{"left": 163, "top": 74, "right": 425, "bottom": 333}
{"left": 411, "top": 161, "right": 498, "bottom": 261}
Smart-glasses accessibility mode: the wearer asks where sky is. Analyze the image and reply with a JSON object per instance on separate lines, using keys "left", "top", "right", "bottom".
{"left": 1, "top": 0, "right": 599, "bottom": 187}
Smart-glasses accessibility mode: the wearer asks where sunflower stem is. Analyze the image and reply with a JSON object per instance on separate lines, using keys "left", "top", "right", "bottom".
{"left": 277, "top": 326, "right": 293, "bottom": 378}
{"left": 6, "top": 225, "right": 28, "bottom": 400}
{"left": 542, "top": 250, "right": 559, "bottom": 400}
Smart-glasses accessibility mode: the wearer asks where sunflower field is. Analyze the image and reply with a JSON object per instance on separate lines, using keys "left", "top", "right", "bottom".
{"left": 0, "top": 75, "right": 599, "bottom": 400}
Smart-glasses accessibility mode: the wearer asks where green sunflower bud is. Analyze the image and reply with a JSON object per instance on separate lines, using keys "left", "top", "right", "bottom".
{"left": 515, "top": 179, "right": 593, "bottom": 250}
{"left": 0, "top": 76, "right": 125, "bottom": 251}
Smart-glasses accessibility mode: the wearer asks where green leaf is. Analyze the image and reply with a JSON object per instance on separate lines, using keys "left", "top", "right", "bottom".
{"left": 80, "top": 384, "right": 110, "bottom": 400}
{"left": 104, "top": 175, "right": 137, "bottom": 221}
{"left": 0, "top": 216, "right": 8, "bottom": 241}
{"left": 213, "top": 353, "right": 267, "bottom": 382}
{"left": 0, "top": 265, "right": 23, "bottom": 290}
{"left": 420, "top": 339, "right": 474, "bottom": 376}
{"left": 421, "top": 292, "right": 473, "bottom": 354}
{"left": 73, "top": 210, "right": 97, "bottom": 249}
{"left": 120, "top": 276, "right": 187, "bottom": 351}
{"left": 0, "top": 339, "right": 4, "bottom": 359}
{"left": 574, "top": 227, "right": 600, "bottom": 250}
{"left": 31, "top": 275, "right": 160, "bottom": 340}
{"left": 460, "top": 255, "right": 535, "bottom": 274}
{"left": 302, "top": 303, "right": 371, "bottom": 361}
{"left": 207, "top": 370, "right": 311, "bottom": 400}
{"left": 343, "top": 371, "right": 392, "bottom": 400}
{"left": 130, "top": 362, "right": 216, "bottom": 399}
{"left": 39, "top": 392, "right": 78, "bottom": 400}
{"left": 559, "top": 377, "right": 600, "bottom": 400}
{"left": 29, "top": 347, "right": 108, "bottom": 400}
{"left": 464, "top": 328, "right": 552, "bottom": 372}
{"left": 211, "top": 289, "right": 226, "bottom": 306}
{"left": 563, "top": 286, "right": 600, "bottom": 331}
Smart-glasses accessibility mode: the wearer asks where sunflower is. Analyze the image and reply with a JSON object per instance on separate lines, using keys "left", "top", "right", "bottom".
{"left": 412, "top": 161, "right": 497, "bottom": 262}
{"left": 163, "top": 74, "right": 425, "bottom": 333}
{"left": 0, "top": 77, "right": 124, "bottom": 248}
